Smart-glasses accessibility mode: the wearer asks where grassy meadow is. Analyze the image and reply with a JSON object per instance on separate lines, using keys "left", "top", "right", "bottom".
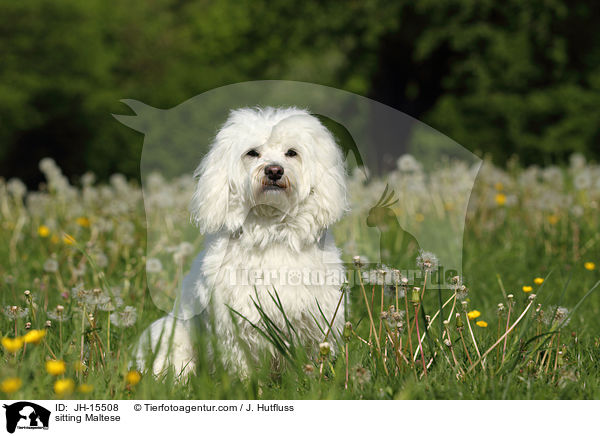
{"left": 1, "top": 155, "right": 599, "bottom": 400}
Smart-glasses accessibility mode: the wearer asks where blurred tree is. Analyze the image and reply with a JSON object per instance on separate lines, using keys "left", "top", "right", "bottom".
{"left": 0, "top": 0, "right": 598, "bottom": 186}
{"left": 0, "top": 0, "right": 400, "bottom": 185}
{"left": 369, "top": 0, "right": 600, "bottom": 165}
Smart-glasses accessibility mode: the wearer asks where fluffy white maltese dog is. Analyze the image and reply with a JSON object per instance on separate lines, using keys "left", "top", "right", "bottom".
{"left": 135, "top": 106, "right": 348, "bottom": 377}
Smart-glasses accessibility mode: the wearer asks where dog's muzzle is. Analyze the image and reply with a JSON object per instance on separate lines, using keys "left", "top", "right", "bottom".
{"left": 261, "top": 164, "right": 288, "bottom": 191}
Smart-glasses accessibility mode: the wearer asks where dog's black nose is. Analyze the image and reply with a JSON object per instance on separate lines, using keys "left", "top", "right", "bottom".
{"left": 265, "top": 164, "right": 284, "bottom": 181}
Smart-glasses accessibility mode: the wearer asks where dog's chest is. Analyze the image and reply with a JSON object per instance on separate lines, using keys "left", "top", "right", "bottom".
{"left": 205, "top": 238, "right": 344, "bottom": 338}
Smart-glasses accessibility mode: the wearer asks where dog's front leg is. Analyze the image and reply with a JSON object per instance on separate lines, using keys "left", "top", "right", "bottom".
{"left": 135, "top": 314, "right": 196, "bottom": 378}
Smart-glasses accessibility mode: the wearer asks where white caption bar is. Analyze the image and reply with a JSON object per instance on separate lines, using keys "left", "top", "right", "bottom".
{"left": 0, "top": 400, "right": 591, "bottom": 435}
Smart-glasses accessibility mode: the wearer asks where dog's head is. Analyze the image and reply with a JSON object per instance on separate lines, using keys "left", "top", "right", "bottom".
{"left": 191, "top": 107, "right": 347, "bottom": 237}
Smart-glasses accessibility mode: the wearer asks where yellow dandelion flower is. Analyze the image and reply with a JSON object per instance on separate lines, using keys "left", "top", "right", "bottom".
{"left": 46, "top": 360, "right": 67, "bottom": 376}
{"left": 547, "top": 214, "right": 559, "bottom": 225}
{"left": 62, "top": 234, "right": 76, "bottom": 245}
{"left": 495, "top": 193, "right": 507, "bottom": 206}
{"left": 125, "top": 370, "right": 141, "bottom": 386}
{"left": 77, "top": 384, "right": 94, "bottom": 394}
{"left": 54, "top": 378, "right": 75, "bottom": 396}
{"left": 476, "top": 320, "right": 488, "bottom": 328}
{"left": 76, "top": 217, "right": 90, "bottom": 228}
{"left": 522, "top": 285, "right": 533, "bottom": 293}
{"left": 38, "top": 225, "right": 51, "bottom": 238}
{"left": 23, "top": 329, "right": 46, "bottom": 345}
{"left": 534, "top": 277, "right": 544, "bottom": 285}
{"left": 0, "top": 377, "right": 22, "bottom": 394}
{"left": 584, "top": 262, "right": 596, "bottom": 271}
{"left": 2, "top": 337, "right": 24, "bottom": 353}
{"left": 467, "top": 310, "right": 481, "bottom": 320}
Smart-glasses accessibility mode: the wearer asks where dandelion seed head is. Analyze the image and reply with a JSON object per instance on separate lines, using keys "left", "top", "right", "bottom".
{"left": 94, "top": 252, "right": 109, "bottom": 269}
{"left": 7, "top": 178, "right": 27, "bottom": 199}
{"left": 110, "top": 306, "right": 137, "bottom": 327}
{"left": 416, "top": 250, "right": 439, "bottom": 272}
{"left": 3, "top": 306, "right": 29, "bottom": 320}
{"left": 83, "top": 288, "right": 110, "bottom": 307}
{"left": 456, "top": 285, "right": 469, "bottom": 301}
{"left": 47, "top": 306, "right": 71, "bottom": 321}
{"left": 544, "top": 306, "right": 570, "bottom": 326}
{"left": 397, "top": 154, "right": 422, "bottom": 173}
{"left": 146, "top": 258, "right": 163, "bottom": 274}
{"left": 43, "top": 259, "right": 59, "bottom": 273}
{"left": 391, "top": 311, "right": 404, "bottom": 322}
{"left": 497, "top": 303, "right": 505, "bottom": 315}
{"left": 396, "top": 322, "right": 404, "bottom": 333}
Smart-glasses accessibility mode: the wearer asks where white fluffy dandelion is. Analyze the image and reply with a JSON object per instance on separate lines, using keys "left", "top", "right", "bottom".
{"left": 146, "top": 258, "right": 163, "bottom": 274}
{"left": 416, "top": 250, "right": 439, "bottom": 272}
{"left": 83, "top": 288, "right": 110, "bottom": 307}
{"left": 3, "top": 306, "right": 29, "bottom": 320}
{"left": 544, "top": 306, "right": 570, "bottom": 327}
{"left": 43, "top": 258, "right": 59, "bottom": 273}
{"left": 110, "top": 306, "right": 137, "bottom": 327}
{"left": 47, "top": 305, "right": 71, "bottom": 321}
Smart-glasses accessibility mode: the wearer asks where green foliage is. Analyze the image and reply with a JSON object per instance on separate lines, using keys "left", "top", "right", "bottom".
{"left": 406, "top": 0, "right": 600, "bottom": 163}
{"left": 0, "top": 0, "right": 398, "bottom": 184}
{"left": 1, "top": 155, "right": 600, "bottom": 399}
{"left": 3, "top": 0, "right": 599, "bottom": 184}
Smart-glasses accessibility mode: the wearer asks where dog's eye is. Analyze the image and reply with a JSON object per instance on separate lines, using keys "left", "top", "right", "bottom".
{"left": 285, "top": 149, "right": 297, "bottom": 157}
{"left": 246, "top": 149, "right": 260, "bottom": 157}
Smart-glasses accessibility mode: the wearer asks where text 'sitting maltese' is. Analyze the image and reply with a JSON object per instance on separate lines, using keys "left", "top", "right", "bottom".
{"left": 136, "top": 107, "right": 349, "bottom": 377}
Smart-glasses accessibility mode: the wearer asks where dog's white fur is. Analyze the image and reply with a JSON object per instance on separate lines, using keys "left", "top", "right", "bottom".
{"left": 135, "top": 107, "right": 348, "bottom": 377}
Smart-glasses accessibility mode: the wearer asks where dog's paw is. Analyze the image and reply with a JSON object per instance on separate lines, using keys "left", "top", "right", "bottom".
{"left": 134, "top": 315, "right": 196, "bottom": 379}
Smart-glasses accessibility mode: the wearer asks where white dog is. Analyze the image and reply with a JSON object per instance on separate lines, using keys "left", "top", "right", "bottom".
{"left": 135, "top": 106, "right": 348, "bottom": 377}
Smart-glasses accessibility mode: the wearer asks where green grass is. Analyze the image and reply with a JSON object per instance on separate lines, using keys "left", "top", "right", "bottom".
{"left": 1, "top": 157, "right": 599, "bottom": 399}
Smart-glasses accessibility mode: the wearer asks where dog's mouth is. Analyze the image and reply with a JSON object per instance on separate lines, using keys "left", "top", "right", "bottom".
{"left": 261, "top": 179, "right": 289, "bottom": 192}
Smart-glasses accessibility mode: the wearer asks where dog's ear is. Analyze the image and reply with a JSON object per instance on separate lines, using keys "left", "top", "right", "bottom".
{"left": 309, "top": 124, "right": 349, "bottom": 229}
{"left": 190, "top": 139, "right": 244, "bottom": 234}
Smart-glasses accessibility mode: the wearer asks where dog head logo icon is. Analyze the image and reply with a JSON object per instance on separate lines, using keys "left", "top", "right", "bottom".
{"left": 3, "top": 402, "right": 51, "bottom": 433}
